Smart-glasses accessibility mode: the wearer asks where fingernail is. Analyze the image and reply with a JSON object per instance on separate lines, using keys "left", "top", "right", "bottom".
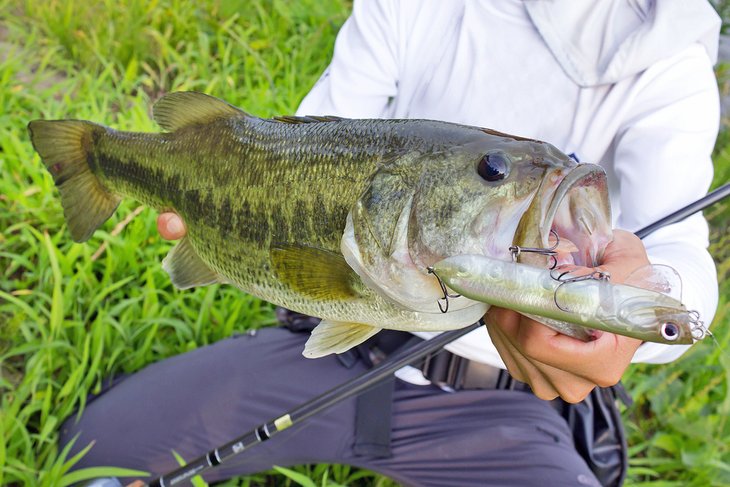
{"left": 166, "top": 216, "right": 183, "bottom": 235}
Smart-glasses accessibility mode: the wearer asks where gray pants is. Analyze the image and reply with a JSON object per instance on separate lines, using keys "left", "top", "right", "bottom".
{"left": 60, "top": 327, "right": 601, "bottom": 486}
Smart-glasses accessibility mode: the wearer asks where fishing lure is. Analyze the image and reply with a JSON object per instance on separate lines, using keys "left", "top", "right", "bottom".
{"left": 430, "top": 255, "right": 708, "bottom": 345}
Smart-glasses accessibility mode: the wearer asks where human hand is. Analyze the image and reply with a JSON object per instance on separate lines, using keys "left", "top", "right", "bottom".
{"left": 486, "top": 230, "right": 647, "bottom": 403}
{"left": 157, "top": 212, "right": 186, "bottom": 240}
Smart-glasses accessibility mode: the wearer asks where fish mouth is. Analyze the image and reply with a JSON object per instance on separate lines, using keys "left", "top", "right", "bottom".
{"left": 515, "top": 164, "right": 612, "bottom": 268}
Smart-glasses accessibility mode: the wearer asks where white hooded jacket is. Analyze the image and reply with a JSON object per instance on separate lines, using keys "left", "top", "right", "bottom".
{"left": 297, "top": 0, "right": 721, "bottom": 370}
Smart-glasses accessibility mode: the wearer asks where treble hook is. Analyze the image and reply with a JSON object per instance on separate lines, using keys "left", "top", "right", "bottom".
{"left": 688, "top": 310, "right": 711, "bottom": 341}
{"left": 509, "top": 229, "right": 561, "bottom": 269}
{"left": 427, "top": 266, "right": 460, "bottom": 313}
{"left": 550, "top": 268, "right": 610, "bottom": 312}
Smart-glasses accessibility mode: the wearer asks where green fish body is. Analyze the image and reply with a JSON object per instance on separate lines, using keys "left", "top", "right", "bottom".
{"left": 28, "top": 92, "right": 613, "bottom": 357}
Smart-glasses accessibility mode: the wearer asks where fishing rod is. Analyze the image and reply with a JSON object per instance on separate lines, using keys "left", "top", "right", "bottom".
{"left": 149, "top": 181, "right": 730, "bottom": 486}
{"left": 148, "top": 321, "right": 482, "bottom": 486}
{"left": 635, "top": 182, "right": 730, "bottom": 239}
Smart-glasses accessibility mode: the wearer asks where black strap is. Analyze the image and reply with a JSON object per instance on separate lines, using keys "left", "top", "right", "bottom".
{"left": 352, "top": 331, "right": 420, "bottom": 458}
{"left": 277, "top": 308, "right": 321, "bottom": 332}
{"left": 277, "top": 309, "right": 402, "bottom": 458}
{"left": 353, "top": 374, "right": 395, "bottom": 458}
{"left": 421, "top": 348, "right": 531, "bottom": 392}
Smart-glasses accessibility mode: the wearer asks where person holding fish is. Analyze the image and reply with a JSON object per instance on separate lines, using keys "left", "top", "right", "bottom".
{"left": 54, "top": 1, "right": 721, "bottom": 486}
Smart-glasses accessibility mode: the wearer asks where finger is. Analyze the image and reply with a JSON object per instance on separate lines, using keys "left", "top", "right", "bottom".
{"left": 515, "top": 324, "right": 641, "bottom": 385}
{"left": 485, "top": 316, "right": 529, "bottom": 383}
{"left": 157, "top": 212, "right": 186, "bottom": 240}
{"left": 520, "top": 354, "right": 598, "bottom": 403}
{"left": 489, "top": 308, "right": 609, "bottom": 395}
{"left": 489, "top": 324, "right": 561, "bottom": 400}
{"left": 486, "top": 309, "right": 561, "bottom": 400}
{"left": 596, "top": 230, "right": 650, "bottom": 283}
{"left": 609, "top": 229, "right": 644, "bottom": 253}
{"left": 489, "top": 316, "right": 598, "bottom": 401}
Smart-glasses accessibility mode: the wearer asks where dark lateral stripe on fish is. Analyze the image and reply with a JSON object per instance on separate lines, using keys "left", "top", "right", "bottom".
{"left": 95, "top": 152, "right": 182, "bottom": 202}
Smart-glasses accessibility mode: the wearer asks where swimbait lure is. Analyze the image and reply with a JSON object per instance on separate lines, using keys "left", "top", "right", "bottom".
{"left": 431, "top": 254, "right": 708, "bottom": 345}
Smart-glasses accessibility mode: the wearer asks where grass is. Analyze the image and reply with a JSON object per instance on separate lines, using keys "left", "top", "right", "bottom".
{"left": 0, "top": 1, "right": 728, "bottom": 485}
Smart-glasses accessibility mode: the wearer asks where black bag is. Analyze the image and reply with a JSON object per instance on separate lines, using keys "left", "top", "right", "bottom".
{"left": 552, "top": 385, "right": 631, "bottom": 487}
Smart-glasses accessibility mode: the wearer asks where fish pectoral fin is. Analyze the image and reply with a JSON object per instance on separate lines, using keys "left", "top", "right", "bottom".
{"left": 162, "top": 237, "right": 221, "bottom": 289}
{"left": 270, "top": 245, "right": 363, "bottom": 300}
{"left": 303, "top": 320, "right": 381, "bottom": 358}
{"left": 152, "top": 92, "right": 249, "bottom": 132}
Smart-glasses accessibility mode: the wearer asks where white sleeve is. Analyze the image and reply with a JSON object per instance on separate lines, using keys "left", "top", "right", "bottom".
{"left": 296, "top": 0, "right": 400, "bottom": 118}
{"left": 611, "top": 45, "right": 720, "bottom": 364}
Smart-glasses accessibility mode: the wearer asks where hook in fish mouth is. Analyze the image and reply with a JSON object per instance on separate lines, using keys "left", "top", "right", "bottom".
{"left": 509, "top": 229, "right": 561, "bottom": 269}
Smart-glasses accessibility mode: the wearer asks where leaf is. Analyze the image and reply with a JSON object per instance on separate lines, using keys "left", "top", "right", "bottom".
{"left": 719, "top": 352, "right": 730, "bottom": 415}
{"left": 59, "top": 467, "right": 150, "bottom": 486}
{"left": 272, "top": 465, "right": 318, "bottom": 487}
{"left": 651, "top": 433, "right": 680, "bottom": 455}
{"left": 171, "top": 450, "right": 208, "bottom": 487}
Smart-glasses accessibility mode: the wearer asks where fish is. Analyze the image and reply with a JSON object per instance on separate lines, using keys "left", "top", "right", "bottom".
{"left": 28, "top": 91, "right": 613, "bottom": 357}
{"left": 431, "top": 255, "right": 707, "bottom": 344}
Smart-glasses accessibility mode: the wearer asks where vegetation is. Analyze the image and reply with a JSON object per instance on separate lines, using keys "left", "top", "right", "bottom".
{"left": 0, "top": 1, "right": 727, "bottom": 485}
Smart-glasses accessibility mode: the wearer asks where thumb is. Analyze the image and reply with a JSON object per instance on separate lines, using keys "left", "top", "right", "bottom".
{"left": 157, "top": 213, "right": 186, "bottom": 240}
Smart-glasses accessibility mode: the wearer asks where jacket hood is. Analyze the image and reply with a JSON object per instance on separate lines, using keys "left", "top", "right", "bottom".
{"left": 524, "top": 0, "right": 721, "bottom": 87}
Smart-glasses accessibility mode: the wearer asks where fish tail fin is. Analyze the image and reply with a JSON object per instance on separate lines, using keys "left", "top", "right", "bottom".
{"left": 28, "top": 120, "right": 120, "bottom": 242}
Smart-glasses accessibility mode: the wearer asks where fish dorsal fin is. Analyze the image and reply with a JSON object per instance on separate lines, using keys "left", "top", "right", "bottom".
{"left": 273, "top": 115, "right": 345, "bottom": 124}
{"left": 624, "top": 264, "right": 683, "bottom": 301}
{"left": 270, "top": 245, "right": 362, "bottom": 301}
{"left": 153, "top": 92, "right": 248, "bottom": 131}
{"left": 162, "top": 237, "right": 222, "bottom": 289}
{"left": 303, "top": 319, "right": 381, "bottom": 358}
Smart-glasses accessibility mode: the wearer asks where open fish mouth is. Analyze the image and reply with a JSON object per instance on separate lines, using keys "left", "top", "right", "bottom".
{"left": 542, "top": 164, "right": 612, "bottom": 268}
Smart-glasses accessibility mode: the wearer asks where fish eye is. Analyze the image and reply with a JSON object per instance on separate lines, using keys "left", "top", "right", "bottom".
{"left": 477, "top": 152, "right": 511, "bottom": 182}
{"left": 660, "top": 322, "right": 680, "bottom": 341}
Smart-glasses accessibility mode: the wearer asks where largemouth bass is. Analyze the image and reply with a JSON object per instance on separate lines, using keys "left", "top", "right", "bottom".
{"left": 431, "top": 255, "right": 707, "bottom": 344}
{"left": 28, "top": 91, "right": 613, "bottom": 357}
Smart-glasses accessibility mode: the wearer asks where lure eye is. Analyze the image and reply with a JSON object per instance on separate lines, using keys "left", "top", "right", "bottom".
{"left": 477, "top": 152, "right": 511, "bottom": 182}
{"left": 660, "top": 322, "right": 680, "bottom": 341}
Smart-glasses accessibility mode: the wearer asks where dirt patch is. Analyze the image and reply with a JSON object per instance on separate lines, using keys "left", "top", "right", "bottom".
{"left": 0, "top": 29, "right": 68, "bottom": 96}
